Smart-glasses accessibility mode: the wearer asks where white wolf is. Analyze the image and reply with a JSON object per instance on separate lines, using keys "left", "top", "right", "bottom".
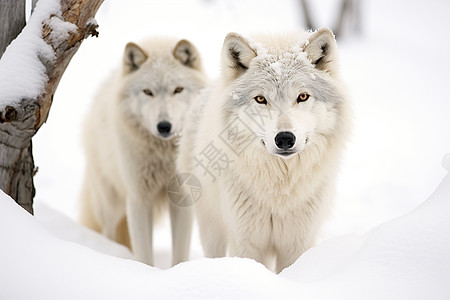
{"left": 177, "top": 28, "right": 351, "bottom": 273}
{"left": 80, "top": 37, "right": 207, "bottom": 266}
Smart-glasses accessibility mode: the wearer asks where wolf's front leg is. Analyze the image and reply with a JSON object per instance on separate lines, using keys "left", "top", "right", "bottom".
{"left": 228, "top": 239, "right": 272, "bottom": 270}
{"left": 196, "top": 205, "right": 227, "bottom": 258}
{"left": 169, "top": 203, "right": 193, "bottom": 266}
{"left": 126, "top": 198, "right": 153, "bottom": 265}
{"left": 275, "top": 237, "right": 312, "bottom": 273}
{"left": 276, "top": 249, "right": 303, "bottom": 274}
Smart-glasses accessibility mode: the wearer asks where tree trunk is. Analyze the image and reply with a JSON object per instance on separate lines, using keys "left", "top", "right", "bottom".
{"left": 299, "top": 0, "right": 314, "bottom": 30}
{"left": 0, "top": 0, "right": 26, "bottom": 58}
{"left": 334, "top": 0, "right": 362, "bottom": 38}
{"left": 31, "top": 0, "right": 39, "bottom": 14}
{"left": 0, "top": 0, "right": 103, "bottom": 214}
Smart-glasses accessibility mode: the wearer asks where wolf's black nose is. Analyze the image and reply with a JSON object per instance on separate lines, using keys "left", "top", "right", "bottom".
{"left": 157, "top": 121, "right": 172, "bottom": 136}
{"left": 275, "top": 132, "right": 296, "bottom": 150}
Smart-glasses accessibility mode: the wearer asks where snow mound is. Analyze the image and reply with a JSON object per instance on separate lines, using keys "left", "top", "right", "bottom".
{"left": 281, "top": 164, "right": 450, "bottom": 299}
{"left": 1, "top": 159, "right": 449, "bottom": 299}
{"left": 34, "top": 201, "right": 133, "bottom": 260}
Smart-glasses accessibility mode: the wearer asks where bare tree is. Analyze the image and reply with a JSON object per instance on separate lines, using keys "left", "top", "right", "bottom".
{"left": 299, "top": 0, "right": 314, "bottom": 31}
{"left": 334, "top": 0, "right": 362, "bottom": 38}
{"left": 0, "top": 0, "right": 103, "bottom": 214}
{"left": 298, "top": 0, "right": 362, "bottom": 39}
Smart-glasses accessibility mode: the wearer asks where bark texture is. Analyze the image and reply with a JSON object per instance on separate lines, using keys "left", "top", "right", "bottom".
{"left": 0, "top": 0, "right": 103, "bottom": 214}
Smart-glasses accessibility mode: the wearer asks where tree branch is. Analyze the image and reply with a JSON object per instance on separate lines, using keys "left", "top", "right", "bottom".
{"left": 0, "top": 0, "right": 103, "bottom": 214}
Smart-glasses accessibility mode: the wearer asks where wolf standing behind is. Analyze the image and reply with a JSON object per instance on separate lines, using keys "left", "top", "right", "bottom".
{"left": 80, "top": 37, "right": 207, "bottom": 266}
{"left": 177, "top": 28, "right": 351, "bottom": 273}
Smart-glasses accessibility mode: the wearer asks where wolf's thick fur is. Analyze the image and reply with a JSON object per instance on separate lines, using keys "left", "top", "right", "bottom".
{"left": 80, "top": 37, "right": 207, "bottom": 266}
{"left": 177, "top": 29, "right": 351, "bottom": 273}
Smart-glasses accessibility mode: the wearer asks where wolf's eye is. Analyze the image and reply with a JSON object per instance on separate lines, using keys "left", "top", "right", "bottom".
{"left": 297, "top": 92, "right": 310, "bottom": 103}
{"left": 174, "top": 87, "right": 184, "bottom": 94}
{"left": 143, "top": 89, "right": 153, "bottom": 96}
{"left": 254, "top": 95, "right": 267, "bottom": 105}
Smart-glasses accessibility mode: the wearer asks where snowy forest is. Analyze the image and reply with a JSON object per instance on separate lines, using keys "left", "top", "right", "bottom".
{"left": 1, "top": 0, "right": 449, "bottom": 299}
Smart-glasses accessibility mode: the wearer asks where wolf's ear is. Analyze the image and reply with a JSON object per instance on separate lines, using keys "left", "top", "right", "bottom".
{"left": 222, "top": 33, "right": 257, "bottom": 81}
{"left": 303, "top": 28, "right": 338, "bottom": 76}
{"left": 173, "top": 39, "right": 202, "bottom": 70}
{"left": 123, "top": 42, "right": 148, "bottom": 73}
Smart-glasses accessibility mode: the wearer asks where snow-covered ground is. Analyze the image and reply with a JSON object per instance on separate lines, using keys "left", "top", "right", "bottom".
{"left": 2, "top": 158, "right": 450, "bottom": 299}
{"left": 1, "top": 0, "right": 449, "bottom": 298}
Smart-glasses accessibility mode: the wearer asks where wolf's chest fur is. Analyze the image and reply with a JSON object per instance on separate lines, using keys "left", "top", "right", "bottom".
{"left": 230, "top": 147, "right": 325, "bottom": 202}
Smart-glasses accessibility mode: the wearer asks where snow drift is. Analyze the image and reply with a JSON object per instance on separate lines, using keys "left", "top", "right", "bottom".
{"left": 1, "top": 156, "right": 449, "bottom": 299}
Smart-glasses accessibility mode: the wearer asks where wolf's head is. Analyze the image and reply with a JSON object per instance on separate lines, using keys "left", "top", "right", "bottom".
{"left": 220, "top": 29, "right": 347, "bottom": 159}
{"left": 119, "top": 38, "right": 207, "bottom": 140}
